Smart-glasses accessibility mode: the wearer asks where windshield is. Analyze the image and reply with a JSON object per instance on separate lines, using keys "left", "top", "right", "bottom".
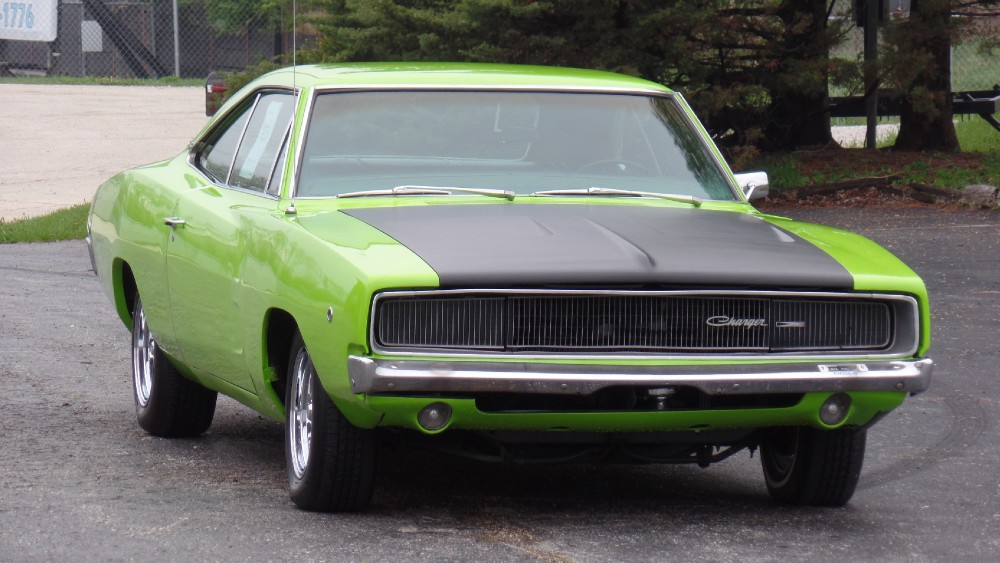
{"left": 296, "top": 91, "right": 737, "bottom": 200}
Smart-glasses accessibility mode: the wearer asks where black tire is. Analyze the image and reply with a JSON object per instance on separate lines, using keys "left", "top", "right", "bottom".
{"left": 131, "top": 296, "right": 217, "bottom": 437}
{"left": 285, "top": 333, "right": 377, "bottom": 512}
{"left": 760, "top": 426, "right": 867, "bottom": 507}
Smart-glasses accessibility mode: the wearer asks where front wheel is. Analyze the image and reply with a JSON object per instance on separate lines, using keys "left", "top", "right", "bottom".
{"left": 285, "top": 333, "right": 377, "bottom": 512}
{"left": 760, "top": 426, "right": 866, "bottom": 507}
{"left": 131, "top": 296, "right": 217, "bottom": 437}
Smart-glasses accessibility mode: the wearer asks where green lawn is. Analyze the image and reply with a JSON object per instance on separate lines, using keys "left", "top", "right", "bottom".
{"left": 955, "top": 116, "right": 1000, "bottom": 153}
{"left": 0, "top": 204, "right": 90, "bottom": 244}
{"left": 833, "top": 117, "right": 1000, "bottom": 151}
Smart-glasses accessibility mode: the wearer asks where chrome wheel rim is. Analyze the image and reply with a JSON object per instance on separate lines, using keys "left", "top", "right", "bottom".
{"left": 289, "top": 346, "right": 315, "bottom": 480}
{"left": 132, "top": 300, "right": 154, "bottom": 408}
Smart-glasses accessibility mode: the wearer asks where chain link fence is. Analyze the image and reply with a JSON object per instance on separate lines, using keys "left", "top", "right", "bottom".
{"left": 836, "top": 31, "right": 999, "bottom": 94}
{"left": 953, "top": 14, "right": 1000, "bottom": 91}
{"left": 0, "top": 0, "right": 289, "bottom": 78}
{"left": 833, "top": 7, "right": 1000, "bottom": 95}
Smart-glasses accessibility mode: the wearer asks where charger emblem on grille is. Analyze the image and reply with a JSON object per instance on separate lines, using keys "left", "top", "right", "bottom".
{"left": 705, "top": 317, "right": 807, "bottom": 329}
{"left": 706, "top": 316, "right": 767, "bottom": 328}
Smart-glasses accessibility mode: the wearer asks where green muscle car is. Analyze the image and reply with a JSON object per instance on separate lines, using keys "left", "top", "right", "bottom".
{"left": 87, "top": 63, "right": 932, "bottom": 512}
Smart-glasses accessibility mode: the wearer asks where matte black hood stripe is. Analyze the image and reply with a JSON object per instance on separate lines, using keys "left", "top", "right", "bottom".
{"left": 342, "top": 204, "right": 853, "bottom": 289}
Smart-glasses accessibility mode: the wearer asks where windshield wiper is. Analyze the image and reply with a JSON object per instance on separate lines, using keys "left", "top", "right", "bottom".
{"left": 337, "top": 186, "right": 449, "bottom": 198}
{"left": 338, "top": 185, "right": 515, "bottom": 200}
{"left": 531, "top": 187, "right": 702, "bottom": 207}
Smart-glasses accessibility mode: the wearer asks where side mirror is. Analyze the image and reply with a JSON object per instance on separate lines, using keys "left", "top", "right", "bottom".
{"left": 734, "top": 171, "right": 769, "bottom": 201}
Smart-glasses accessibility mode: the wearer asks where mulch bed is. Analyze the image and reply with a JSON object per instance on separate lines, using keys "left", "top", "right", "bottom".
{"left": 751, "top": 147, "right": 980, "bottom": 210}
{"left": 757, "top": 183, "right": 962, "bottom": 210}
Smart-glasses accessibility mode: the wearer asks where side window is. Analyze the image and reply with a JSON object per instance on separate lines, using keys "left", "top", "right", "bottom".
{"left": 266, "top": 130, "right": 290, "bottom": 196}
{"left": 198, "top": 105, "right": 252, "bottom": 183}
{"left": 231, "top": 94, "right": 295, "bottom": 192}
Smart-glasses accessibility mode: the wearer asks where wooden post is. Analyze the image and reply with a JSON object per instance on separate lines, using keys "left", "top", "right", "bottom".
{"left": 864, "top": 0, "right": 879, "bottom": 150}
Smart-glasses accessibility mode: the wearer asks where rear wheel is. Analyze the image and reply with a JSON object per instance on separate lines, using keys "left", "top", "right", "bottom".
{"left": 285, "top": 333, "right": 377, "bottom": 512}
{"left": 760, "top": 426, "right": 866, "bottom": 507}
{"left": 131, "top": 296, "right": 217, "bottom": 437}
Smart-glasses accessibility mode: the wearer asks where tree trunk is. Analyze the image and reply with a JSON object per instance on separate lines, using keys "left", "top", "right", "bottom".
{"left": 764, "top": 0, "right": 833, "bottom": 150}
{"left": 894, "top": 0, "right": 960, "bottom": 151}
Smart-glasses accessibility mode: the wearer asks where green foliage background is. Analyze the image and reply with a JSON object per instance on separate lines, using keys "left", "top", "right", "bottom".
{"left": 292, "top": 0, "right": 858, "bottom": 155}
{"left": 219, "top": 0, "right": 999, "bottom": 156}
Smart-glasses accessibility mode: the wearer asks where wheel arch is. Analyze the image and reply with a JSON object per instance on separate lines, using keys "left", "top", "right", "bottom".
{"left": 263, "top": 307, "right": 299, "bottom": 409}
{"left": 112, "top": 259, "right": 138, "bottom": 330}
{"left": 261, "top": 307, "right": 383, "bottom": 429}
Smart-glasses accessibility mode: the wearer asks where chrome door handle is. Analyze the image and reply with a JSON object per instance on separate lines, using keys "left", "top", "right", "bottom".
{"left": 164, "top": 217, "right": 187, "bottom": 228}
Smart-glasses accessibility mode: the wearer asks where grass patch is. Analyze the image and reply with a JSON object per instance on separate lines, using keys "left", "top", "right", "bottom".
{"left": 756, "top": 112, "right": 1000, "bottom": 192}
{"left": 749, "top": 154, "right": 803, "bottom": 191}
{"left": 750, "top": 147, "right": 999, "bottom": 193}
{"left": 0, "top": 75, "right": 202, "bottom": 87}
{"left": 832, "top": 116, "right": 1000, "bottom": 151}
{"left": 956, "top": 117, "right": 1000, "bottom": 153}
{"left": 831, "top": 116, "right": 901, "bottom": 127}
{"left": 0, "top": 204, "right": 90, "bottom": 244}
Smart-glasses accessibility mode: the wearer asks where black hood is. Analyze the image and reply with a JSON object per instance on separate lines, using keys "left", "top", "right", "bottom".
{"left": 342, "top": 204, "right": 852, "bottom": 289}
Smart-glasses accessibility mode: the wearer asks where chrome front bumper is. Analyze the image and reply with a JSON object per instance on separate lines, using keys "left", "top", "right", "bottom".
{"left": 348, "top": 356, "right": 933, "bottom": 396}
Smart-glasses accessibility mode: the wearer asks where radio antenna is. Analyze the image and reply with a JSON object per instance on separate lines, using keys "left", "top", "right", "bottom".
{"left": 286, "top": 0, "right": 298, "bottom": 216}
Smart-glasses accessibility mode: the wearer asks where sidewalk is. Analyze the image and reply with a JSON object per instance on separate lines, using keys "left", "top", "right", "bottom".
{"left": 1, "top": 84, "right": 208, "bottom": 221}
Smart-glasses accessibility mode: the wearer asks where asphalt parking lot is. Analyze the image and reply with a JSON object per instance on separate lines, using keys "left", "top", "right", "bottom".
{"left": 1, "top": 211, "right": 997, "bottom": 561}
{"left": 1, "top": 85, "right": 998, "bottom": 560}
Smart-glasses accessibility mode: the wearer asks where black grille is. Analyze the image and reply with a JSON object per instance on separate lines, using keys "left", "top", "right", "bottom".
{"left": 374, "top": 292, "right": 896, "bottom": 354}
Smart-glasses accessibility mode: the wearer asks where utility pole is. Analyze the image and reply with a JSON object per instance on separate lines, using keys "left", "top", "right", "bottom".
{"left": 173, "top": 0, "right": 180, "bottom": 77}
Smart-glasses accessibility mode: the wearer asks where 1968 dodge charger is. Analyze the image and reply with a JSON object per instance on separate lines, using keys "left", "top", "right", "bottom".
{"left": 87, "top": 63, "right": 932, "bottom": 512}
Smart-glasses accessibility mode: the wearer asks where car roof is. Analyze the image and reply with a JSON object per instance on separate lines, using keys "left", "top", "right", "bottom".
{"left": 245, "top": 63, "right": 673, "bottom": 93}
